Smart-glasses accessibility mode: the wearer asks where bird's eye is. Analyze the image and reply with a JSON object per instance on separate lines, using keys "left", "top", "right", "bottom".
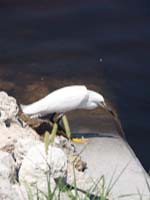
{"left": 101, "top": 101, "right": 105, "bottom": 106}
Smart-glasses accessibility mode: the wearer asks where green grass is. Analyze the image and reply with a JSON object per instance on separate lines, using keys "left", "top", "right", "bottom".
{"left": 23, "top": 170, "right": 150, "bottom": 200}
{"left": 23, "top": 158, "right": 150, "bottom": 200}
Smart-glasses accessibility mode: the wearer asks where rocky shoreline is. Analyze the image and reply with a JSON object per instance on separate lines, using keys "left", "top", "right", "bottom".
{"left": 0, "top": 91, "right": 99, "bottom": 200}
{"left": 0, "top": 91, "right": 149, "bottom": 200}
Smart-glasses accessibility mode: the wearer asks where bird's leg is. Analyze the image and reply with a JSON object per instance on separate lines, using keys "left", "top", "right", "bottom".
{"left": 55, "top": 113, "right": 64, "bottom": 122}
{"left": 49, "top": 112, "right": 57, "bottom": 123}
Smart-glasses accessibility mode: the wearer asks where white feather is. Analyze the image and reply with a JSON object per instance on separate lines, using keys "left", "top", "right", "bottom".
{"left": 21, "top": 85, "right": 89, "bottom": 117}
{"left": 21, "top": 85, "right": 105, "bottom": 117}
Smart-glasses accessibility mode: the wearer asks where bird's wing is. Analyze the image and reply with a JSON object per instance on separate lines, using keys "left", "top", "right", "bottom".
{"left": 44, "top": 85, "right": 89, "bottom": 113}
{"left": 21, "top": 85, "right": 89, "bottom": 116}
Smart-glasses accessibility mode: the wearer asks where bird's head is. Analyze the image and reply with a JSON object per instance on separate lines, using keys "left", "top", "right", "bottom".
{"left": 88, "top": 90, "right": 115, "bottom": 116}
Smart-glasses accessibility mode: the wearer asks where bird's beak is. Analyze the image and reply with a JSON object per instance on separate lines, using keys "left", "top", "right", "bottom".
{"left": 99, "top": 102, "right": 115, "bottom": 116}
{"left": 106, "top": 106, "right": 115, "bottom": 116}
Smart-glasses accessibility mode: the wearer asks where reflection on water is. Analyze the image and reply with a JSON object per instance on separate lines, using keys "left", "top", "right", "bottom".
{"left": 0, "top": 1, "right": 150, "bottom": 170}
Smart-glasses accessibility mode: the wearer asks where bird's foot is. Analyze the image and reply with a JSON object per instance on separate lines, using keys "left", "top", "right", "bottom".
{"left": 71, "top": 137, "right": 88, "bottom": 144}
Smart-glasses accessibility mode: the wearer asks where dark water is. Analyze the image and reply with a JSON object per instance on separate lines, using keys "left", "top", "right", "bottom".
{"left": 0, "top": 1, "right": 150, "bottom": 170}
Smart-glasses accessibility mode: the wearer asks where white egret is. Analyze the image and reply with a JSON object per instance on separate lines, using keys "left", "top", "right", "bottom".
{"left": 21, "top": 85, "right": 113, "bottom": 140}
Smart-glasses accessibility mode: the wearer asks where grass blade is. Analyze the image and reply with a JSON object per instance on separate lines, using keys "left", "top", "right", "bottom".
{"left": 62, "top": 115, "right": 71, "bottom": 139}
{"left": 44, "top": 131, "right": 50, "bottom": 154}
{"left": 49, "top": 123, "right": 58, "bottom": 144}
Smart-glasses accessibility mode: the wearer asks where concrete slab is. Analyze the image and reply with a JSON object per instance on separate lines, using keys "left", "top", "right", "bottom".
{"left": 75, "top": 135, "right": 150, "bottom": 200}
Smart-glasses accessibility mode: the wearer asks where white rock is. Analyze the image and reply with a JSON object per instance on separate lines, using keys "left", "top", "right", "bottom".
{"left": 0, "top": 151, "right": 16, "bottom": 183}
{"left": 13, "top": 184, "right": 28, "bottom": 200}
{"left": 0, "top": 91, "right": 40, "bottom": 154}
{"left": 0, "top": 123, "right": 39, "bottom": 152}
{"left": 67, "top": 164, "right": 95, "bottom": 199}
{"left": 0, "top": 151, "right": 19, "bottom": 200}
{"left": 0, "top": 180, "right": 19, "bottom": 200}
{"left": 0, "top": 91, "right": 19, "bottom": 125}
{"left": 54, "top": 135, "right": 75, "bottom": 154}
{"left": 14, "top": 137, "right": 41, "bottom": 167}
{"left": 14, "top": 182, "right": 72, "bottom": 200}
{"left": 19, "top": 143, "right": 68, "bottom": 195}
{"left": 14, "top": 179, "right": 56, "bottom": 200}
